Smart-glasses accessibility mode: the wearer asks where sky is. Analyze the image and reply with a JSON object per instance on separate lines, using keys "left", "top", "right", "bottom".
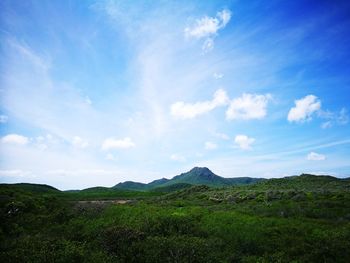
{"left": 1, "top": 0, "right": 350, "bottom": 190}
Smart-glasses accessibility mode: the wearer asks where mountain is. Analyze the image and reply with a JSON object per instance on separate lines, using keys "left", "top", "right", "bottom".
{"left": 147, "top": 178, "right": 170, "bottom": 188}
{"left": 162, "top": 167, "right": 231, "bottom": 186}
{"left": 113, "top": 167, "right": 264, "bottom": 191}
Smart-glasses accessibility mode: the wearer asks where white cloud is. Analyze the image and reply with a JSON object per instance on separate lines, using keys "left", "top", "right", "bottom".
{"left": 0, "top": 115, "right": 8, "bottom": 123}
{"left": 1, "top": 134, "right": 29, "bottom": 145}
{"left": 319, "top": 108, "right": 348, "bottom": 128}
{"left": 337, "top": 108, "right": 349, "bottom": 125}
{"left": 213, "top": 72, "right": 223, "bottom": 79}
{"left": 101, "top": 137, "right": 135, "bottom": 150}
{"left": 185, "top": 9, "right": 231, "bottom": 39}
{"left": 234, "top": 134, "right": 255, "bottom": 150}
{"left": 72, "top": 136, "right": 89, "bottom": 149}
{"left": 307, "top": 152, "right": 326, "bottom": 161}
{"left": 214, "top": 132, "right": 230, "bottom": 140}
{"left": 34, "top": 134, "right": 61, "bottom": 150}
{"left": 205, "top": 141, "right": 217, "bottom": 150}
{"left": 288, "top": 95, "right": 321, "bottom": 122}
{"left": 202, "top": 38, "right": 214, "bottom": 52}
{"left": 171, "top": 89, "right": 229, "bottom": 119}
{"left": 185, "top": 9, "right": 231, "bottom": 51}
{"left": 226, "top": 93, "right": 271, "bottom": 120}
{"left": 170, "top": 154, "right": 186, "bottom": 162}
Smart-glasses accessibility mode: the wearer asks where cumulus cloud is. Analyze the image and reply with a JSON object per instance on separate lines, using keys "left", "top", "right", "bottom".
{"left": 226, "top": 93, "right": 271, "bottom": 120}
{"left": 234, "top": 135, "right": 255, "bottom": 150}
{"left": 171, "top": 89, "right": 229, "bottom": 119}
{"left": 72, "top": 136, "right": 89, "bottom": 149}
{"left": 185, "top": 9, "right": 231, "bottom": 51}
{"left": 307, "top": 152, "right": 326, "bottom": 161}
{"left": 170, "top": 154, "right": 186, "bottom": 162}
{"left": 288, "top": 95, "right": 321, "bottom": 122}
{"left": 0, "top": 115, "right": 8, "bottom": 123}
{"left": 101, "top": 137, "right": 135, "bottom": 150}
{"left": 205, "top": 141, "right": 217, "bottom": 150}
{"left": 1, "top": 134, "right": 29, "bottom": 145}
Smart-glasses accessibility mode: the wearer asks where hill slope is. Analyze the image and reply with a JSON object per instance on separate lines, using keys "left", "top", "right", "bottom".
{"left": 113, "top": 167, "right": 263, "bottom": 191}
{"left": 0, "top": 183, "right": 60, "bottom": 193}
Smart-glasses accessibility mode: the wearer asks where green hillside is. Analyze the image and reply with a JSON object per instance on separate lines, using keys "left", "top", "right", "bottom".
{"left": 113, "top": 167, "right": 263, "bottom": 191}
{"left": 0, "top": 183, "right": 60, "bottom": 193}
{"left": 113, "top": 181, "right": 147, "bottom": 191}
{"left": 2, "top": 172, "right": 350, "bottom": 262}
{"left": 152, "top": 183, "right": 192, "bottom": 192}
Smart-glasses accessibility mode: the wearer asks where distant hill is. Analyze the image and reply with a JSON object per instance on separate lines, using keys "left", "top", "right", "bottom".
{"left": 113, "top": 167, "right": 264, "bottom": 191}
{"left": 251, "top": 173, "right": 350, "bottom": 191}
{"left": 80, "top": 186, "right": 113, "bottom": 192}
{"left": 0, "top": 183, "right": 60, "bottom": 193}
{"left": 1, "top": 171, "right": 349, "bottom": 196}
{"left": 113, "top": 181, "right": 147, "bottom": 191}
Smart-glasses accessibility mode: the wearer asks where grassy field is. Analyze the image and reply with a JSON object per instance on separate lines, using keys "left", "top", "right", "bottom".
{"left": 1, "top": 175, "right": 350, "bottom": 262}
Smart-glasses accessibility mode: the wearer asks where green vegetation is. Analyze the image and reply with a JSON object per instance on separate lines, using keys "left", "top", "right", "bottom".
{"left": 113, "top": 167, "right": 264, "bottom": 191}
{"left": 1, "top": 172, "right": 350, "bottom": 262}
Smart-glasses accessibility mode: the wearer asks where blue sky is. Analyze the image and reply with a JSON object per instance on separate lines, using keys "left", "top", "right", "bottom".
{"left": 1, "top": 0, "right": 350, "bottom": 189}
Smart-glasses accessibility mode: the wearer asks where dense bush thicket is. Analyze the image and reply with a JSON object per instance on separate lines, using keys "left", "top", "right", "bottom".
{"left": 1, "top": 176, "right": 350, "bottom": 262}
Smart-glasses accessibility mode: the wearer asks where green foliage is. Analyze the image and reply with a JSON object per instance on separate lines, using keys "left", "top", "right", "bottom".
{"left": 152, "top": 183, "right": 192, "bottom": 192}
{"left": 1, "top": 174, "right": 350, "bottom": 262}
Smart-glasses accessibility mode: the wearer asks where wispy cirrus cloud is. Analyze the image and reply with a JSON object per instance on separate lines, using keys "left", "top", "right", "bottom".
{"left": 320, "top": 108, "right": 349, "bottom": 128}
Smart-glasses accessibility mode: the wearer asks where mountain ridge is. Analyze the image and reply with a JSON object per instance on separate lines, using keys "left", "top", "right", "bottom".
{"left": 113, "top": 167, "right": 264, "bottom": 191}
